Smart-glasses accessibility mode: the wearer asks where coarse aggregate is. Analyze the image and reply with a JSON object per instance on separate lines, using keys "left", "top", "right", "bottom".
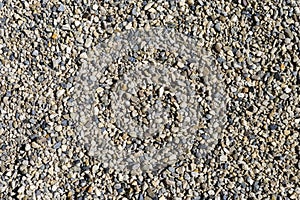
{"left": 0, "top": 0, "right": 300, "bottom": 199}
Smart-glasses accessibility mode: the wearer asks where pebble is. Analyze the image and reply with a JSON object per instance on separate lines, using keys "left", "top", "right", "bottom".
{"left": 74, "top": 20, "right": 81, "bottom": 27}
{"left": 55, "top": 125, "right": 63, "bottom": 132}
{"left": 80, "top": 52, "right": 88, "bottom": 59}
{"left": 92, "top": 4, "right": 98, "bottom": 11}
{"left": 56, "top": 89, "right": 65, "bottom": 98}
{"left": 214, "top": 43, "right": 222, "bottom": 53}
{"left": 187, "top": 0, "right": 194, "bottom": 5}
{"left": 25, "top": 144, "right": 31, "bottom": 151}
{"left": 214, "top": 22, "right": 221, "bottom": 32}
{"left": 231, "top": 15, "right": 238, "bottom": 23}
{"left": 58, "top": 4, "right": 65, "bottom": 12}
{"left": 18, "top": 186, "right": 25, "bottom": 194}
{"left": 220, "top": 155, "right": 227, "bottom": 162}
{"left": 269, "top": 124, "right": 278, "bottom": 130}
{"left": 61, "top": 24, "right": 71, "bottom": 31}
{"left": 144, "top": 3, "right": 154, "bottom": 11}
{"left": 32, "top": 50, "right": 39, "bottom": 56}
{"left": 85, "top": 38, "right": 93, "bottom": 48}
{"left": 284, "top": 87, "right": 292, "bottom": 93}
{"left": 53, "top": 142, "right": 62, "bottom": 149}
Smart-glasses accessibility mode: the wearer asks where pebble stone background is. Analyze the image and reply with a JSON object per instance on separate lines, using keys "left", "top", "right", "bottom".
{"left": 75, "top": 28, "right": 227, "bottom": 173}
{"left": 0, "top": 0, "right": 299, "bottom": 199}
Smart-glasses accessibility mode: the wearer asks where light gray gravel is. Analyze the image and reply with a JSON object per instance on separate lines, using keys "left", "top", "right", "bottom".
{"left": 0, "top": 0, "right": 300, "bottom": 199}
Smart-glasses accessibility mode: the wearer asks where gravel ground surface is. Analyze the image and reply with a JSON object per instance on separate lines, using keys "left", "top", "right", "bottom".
{"left": 0, "top": 0, "right": 300, "bottom": 199}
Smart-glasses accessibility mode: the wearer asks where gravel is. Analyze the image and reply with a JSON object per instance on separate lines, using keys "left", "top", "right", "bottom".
{"left": 0, "top": 0, "right": 300, "bottom": 199}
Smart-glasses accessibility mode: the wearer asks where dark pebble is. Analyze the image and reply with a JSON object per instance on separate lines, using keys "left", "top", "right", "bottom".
{"left": 269, "top": 124, "right": 278, "bottom": 130}
{"left": 117, "top": 188, "right": 123, "bottom": 193}
{"left": 62, "top": 119, "right": 68, "bottom": 126}
{"left": 9, "top": 53, "right": 15, "bottom": 61}
{"left": 274, "top": 72, "right": 282, "bottom": 81}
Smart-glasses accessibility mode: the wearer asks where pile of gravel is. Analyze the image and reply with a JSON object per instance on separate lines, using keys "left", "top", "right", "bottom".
{"left": 0, "top": 0, "right": 299, "bottom": 199}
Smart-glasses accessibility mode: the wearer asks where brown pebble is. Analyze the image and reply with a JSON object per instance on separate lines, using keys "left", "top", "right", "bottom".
{"left": 214, "top": 43, "right": 222, "bottom": 53}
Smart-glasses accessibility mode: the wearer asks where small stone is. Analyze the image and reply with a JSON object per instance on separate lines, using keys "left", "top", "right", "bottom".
{"left": 61, "top": 144, "right": 67, "bottom": 151}
{"left": 25, "top": 144, "right": 31, "bottom": 151}
{"left": 285, "top": 28, "right": 294, "bottom": 39}
{"left": 61, "top": 24, "right": 71, "bottom": 31}
{"left": 168, "top": 167, "right": 175, "bottom": 173}
{"left": 58, "top": 4, "right": 65, "bottom": 12}
{"left": 114, "top": 183, "right": 121, "bottom": 190}
{"left": 52, "top": 59, "right": 60, "bottom": 68}
{"left": 268, "top": 124, "right": 278, "bottom": 130}
{"left": 92, "top": 4, "right": 98, "bottom": 10}
{"left": 171, "top": 126, "right": 179, "bottom": 133}
{"left": 247, "top": 177, "right": 254, "bottom": 185}
{"left": 177, "top": 61, "right": 185, "bottom": 68}
{"left": 61, "top": 119, "right": 68, "bottom": 126}
{"left": 53, "top": 142, "right": 61, "bottom": 149}
{"left": 74, "top": 20, "right": 81, "bottom": 27}
{"left": 125, "top": 22, "right": 132, "bottom": 30}
{"left": 144, "top": 2, "right": 154, "bottom": 11}
{"left": 280, "top": 93, "right": 289, "bottom": 100}
{"left": 96, "top": 87, "right": 104, "bottom": 93}
{"left": 214, "top": 43, "right": 222, "bottom": 53}
{"left": 242, "top": 0, "right": 248, "bottom": 6}
{"left": 18, "top": 186, "right": 25, "bottom": 194}
{"left": 57, "top": 89, "right": 65, "bottom": 98}
{"left": 284, "top": 87, "right": 292, "bottom": 93}
{"left": 220, "top": 155, "right": 227, "bottom": 162}
{"left": 208, "top": 190, "right": 215, "bottom": 196}
{"left": 95, "top": 188, "right": 101, "bottom": 196}
{"left": 76, "top": 36, "right": 84, "bottom": 44}
{"left": 214, "top": 22, "right": 221, "bottom": 32}
{"left": 231, "top": 15, "right": 238, "bottom": 23}
{"left": 85, "top": 38, "right": 92, "bottom": 48}
{"left": 52, "top": 32, "right": 58, "bottom": 40}
{"left": 31, "top": 142, "right": 40, "bottom": 148}
{"left": 129, "top": 132, "right": 137, "bottom": 137}
{"left": 187, "top": 0, "right": 194, "bottom": 5}
{"left": 52, "top": 184, "right": 58, "bottom": 191}
{"left": 32, "top": 50, "right": 39, "bottom": 56}
{"left": 295, "top": 7, "right": 300, "bottom": 15}
{"left": 55, "top": 125, "right": 63, "bottom": 132}
{"left": 131, "top": 110, "right": 138, "bottom": 117}
{"left": 88, "top": 186, "right": 93, "bottom": 193}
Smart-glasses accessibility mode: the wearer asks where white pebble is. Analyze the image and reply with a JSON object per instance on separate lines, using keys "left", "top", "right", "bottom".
{"left": 85, "top": 38, "right": 93, "bottom": 48}
{"left": 220, "top": 155, "right": 227, "bottom": 162}
{"left": 57, "top": 89, "right": 65, "bottom": 98}
{"left": 55, "top": 125, "right": 63, "bottom": 132}
{"left": 25, "top": 144, "right": 31, "bottom": 151}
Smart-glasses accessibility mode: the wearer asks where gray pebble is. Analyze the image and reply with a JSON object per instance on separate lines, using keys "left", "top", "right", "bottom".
{"left": 32, "top": 50, "right": 39, "bottom": 56}
{"left": 58, "top": 4, "right": 65, "bottom": 12}
{"left": 53, "top": 142, "right": 62, "bottom": 149}
{"left": 214, "top": 22, "right": 221, "bottom": 32}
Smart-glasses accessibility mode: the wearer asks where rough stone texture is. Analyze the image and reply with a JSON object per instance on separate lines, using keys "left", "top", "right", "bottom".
{"left": 0, "top": 0, "right": 299, "bottom": 199}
